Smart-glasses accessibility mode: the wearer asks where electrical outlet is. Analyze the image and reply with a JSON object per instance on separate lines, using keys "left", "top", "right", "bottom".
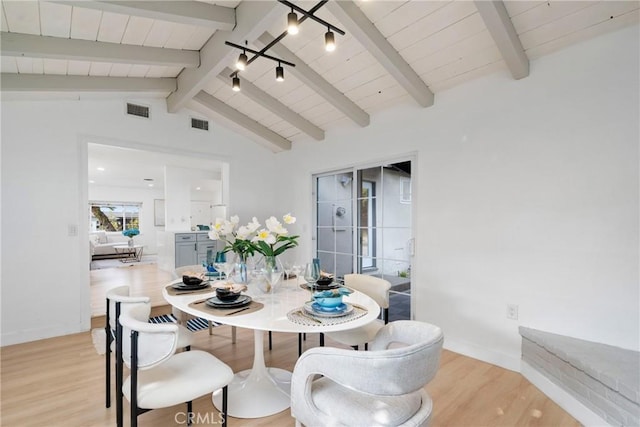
{"left": 507, "top": 304, "right": 519, "bottom": 320}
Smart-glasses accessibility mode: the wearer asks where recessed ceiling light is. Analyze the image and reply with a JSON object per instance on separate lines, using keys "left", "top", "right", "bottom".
{"left": 89, "top": 180, "right": 95, "bottom": 184}
{"left": 97, "top": 167, "right": 105, "bottom": 171}
{"left": 148, "top": 183, "right": 154, "bottom": 187}
{"left": 196, "top": 187, "right": 201, "bottom": 191}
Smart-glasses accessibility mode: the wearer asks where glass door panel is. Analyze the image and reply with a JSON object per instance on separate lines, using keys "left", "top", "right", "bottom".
{"left": 314, "top": 160, "right": 412, "bottom": 321}
{"left": 314, "top": 171, "right": 354, "bottom": 278}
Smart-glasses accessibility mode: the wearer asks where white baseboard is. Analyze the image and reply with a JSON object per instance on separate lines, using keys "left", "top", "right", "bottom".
{"left": 1, "top": 324, "right": 88, "bottom": 347}
{"left": 521, "top": 361, "right": 610, "bottom": 427}
{"left": 444, "top": 338, "right": 521, "bottom": 372}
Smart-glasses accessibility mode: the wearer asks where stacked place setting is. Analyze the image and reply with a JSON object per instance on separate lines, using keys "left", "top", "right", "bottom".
{"left": 305, "top": 286, "right": 354, "bottom": 318}
{"left": 171, "top": 273, "right": 211, "bottom": 292}
{"left": 301, "top": 267, "right": 354, "bottom": 318}
{"left": 205, "top": 283, "right": 251, "bottom": 309}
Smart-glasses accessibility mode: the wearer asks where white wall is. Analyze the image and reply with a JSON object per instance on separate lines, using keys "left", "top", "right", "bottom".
{"left": 1, "top": 97, "right": 278, "bottom": 345}
{"left": 274, "top": 25, "right": 640, "bottom": 369}
{"left": 164, "top": 165, "right": 194, "bottom": 232}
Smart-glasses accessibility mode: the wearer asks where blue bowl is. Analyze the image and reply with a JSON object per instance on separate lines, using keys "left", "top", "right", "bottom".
{"left": 313, "top": 295, "right": 343, "bottom": 308}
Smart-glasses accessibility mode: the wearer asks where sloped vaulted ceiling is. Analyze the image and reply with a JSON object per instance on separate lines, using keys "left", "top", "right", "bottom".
{"left": 1, "top": 0, "right": 639, "bottom": 152}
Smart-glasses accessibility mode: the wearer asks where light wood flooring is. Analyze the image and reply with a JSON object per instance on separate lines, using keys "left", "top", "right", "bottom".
{"left": 90, "top": 263, "right": 173, "bottom": 318}
{"left": 0, "top": 262, "right": 581, "bottom": 427}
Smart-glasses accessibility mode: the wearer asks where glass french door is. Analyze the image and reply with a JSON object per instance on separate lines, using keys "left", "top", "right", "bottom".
{"left": 313, "top": 159, "right": 413, "bottom": 321}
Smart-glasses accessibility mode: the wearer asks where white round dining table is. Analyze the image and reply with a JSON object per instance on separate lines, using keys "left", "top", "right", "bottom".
{"left": 163, "top": 277, "right": 381, "bottom": 419}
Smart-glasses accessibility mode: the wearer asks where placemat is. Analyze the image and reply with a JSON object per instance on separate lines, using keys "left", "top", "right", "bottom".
{"left": 287, "top": 304, "right": 368, "bottom": 326}
{"left": 165, "top": 283, "right": 214, "bottom": 297}
{"left": 188, "top": 299, "right": 264, "bottom": 317}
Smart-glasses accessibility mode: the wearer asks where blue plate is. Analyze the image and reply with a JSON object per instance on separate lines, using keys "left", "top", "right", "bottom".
{"left": 304, "top": 301, "right": 354, "bottom": 318}
{"left": 312, "top": 302, "right": 347, "bottom": 313}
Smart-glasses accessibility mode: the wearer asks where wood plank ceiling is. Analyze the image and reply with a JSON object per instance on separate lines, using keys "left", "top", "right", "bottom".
{"left": 1, "top": 1, "right": 639, "bottom": 152}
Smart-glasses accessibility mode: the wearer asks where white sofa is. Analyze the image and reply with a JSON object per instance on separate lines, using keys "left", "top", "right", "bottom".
{"left": 89, "top": 231, "right": 132, "bottom": 259}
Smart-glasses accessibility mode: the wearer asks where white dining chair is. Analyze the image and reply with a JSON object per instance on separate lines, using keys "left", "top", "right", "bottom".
{"left": 291, "top": 320, "right": 444, "bottom": 427}
{"left": 105, "top": 287, "right": 149, "bottom": 410}
{"left": 120, "top": 304, "right": 234, "bottom": 427}
{"left": 105, "top": 286, "right": 194, "bottom": 426}
{"left": 323, "top": 274, "right": 391, "bottom": 350}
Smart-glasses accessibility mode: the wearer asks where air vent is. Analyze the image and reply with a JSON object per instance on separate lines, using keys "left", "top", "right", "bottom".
{"left": 191, "top": 118, "right": 209, "bottom": 131}
{"left": 126, "top": 103, "right": 150, "bottom": 118}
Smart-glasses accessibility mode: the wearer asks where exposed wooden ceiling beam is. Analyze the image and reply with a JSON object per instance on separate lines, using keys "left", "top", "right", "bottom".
{"left": 51, "top": 1, "right": 235, "bottom": 30}
{"left": 474, "top": 0, "right": 529, "bottom": 79}
{"left": 217, "top": 67, "right": 324, "bottom": 141}
{"left": 1, "top": 73, "right": 175, "bottom": 92}
{"left": 326, "top": 0, "right": 434, "bottom": 108}
{"left": 0, "top": 32, "right": 199, "bottom": 68}
{"left": 256, "top": 32, "right": 370, "bottom": 128}
{"left": 167, "top": 1, "right": 281, "bottom": 113}
{"left": 192, "top": 91, "right": 291, "bottom": 153}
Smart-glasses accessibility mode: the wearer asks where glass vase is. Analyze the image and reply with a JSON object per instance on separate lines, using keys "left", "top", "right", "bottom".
{"left": 233, "top": 252, "right": 249, "bottom": 284}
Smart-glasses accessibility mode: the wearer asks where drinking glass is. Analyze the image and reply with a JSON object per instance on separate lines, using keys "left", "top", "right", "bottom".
{"left": 303, "top": 262, "right": 320, "bottom": 295}
{"left": 290, "top": 263, "right": 302, "bottom": 287}
{"left": 282, "top": 261, "right": 294, "bottom": 286}
{"left": 213, "top": 252, "right": 234, "bottom": 281}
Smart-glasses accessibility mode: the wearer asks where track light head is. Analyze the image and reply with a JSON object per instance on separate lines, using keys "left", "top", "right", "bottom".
{"left": 236, "top": 52, "right": 248, "bottom": 70}
{"left": 232, "top": 76, "right": 240, "bottom": 91}
{"left": 276, "top": 64, "right": 284, "bottom": 82}
{"left": 325, "top": 29, "right": 335, "bottom": 52}
{"left": 287, "top": 10, "right": 299, "bottom": 35}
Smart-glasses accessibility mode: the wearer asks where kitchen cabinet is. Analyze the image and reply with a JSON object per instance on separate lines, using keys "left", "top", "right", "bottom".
{"left": 175, "top": 232, "right": 219, "bottom": 268}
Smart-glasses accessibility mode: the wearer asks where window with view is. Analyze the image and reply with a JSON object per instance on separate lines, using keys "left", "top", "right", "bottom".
{"left": 89, "top": 202, "right": 141, "bottom": 232}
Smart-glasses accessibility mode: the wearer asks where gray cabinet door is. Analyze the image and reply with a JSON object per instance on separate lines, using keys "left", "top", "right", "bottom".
{"left": 175, "top": 242, "right": 198, "bottom": 268}
{"left": 197, "top": 241, "right": 218, "bottom": 265}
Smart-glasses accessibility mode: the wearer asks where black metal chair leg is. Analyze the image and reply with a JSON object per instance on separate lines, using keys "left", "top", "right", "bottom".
{"left": 130, "top": 330, "right": 139, "bottom": 427}
{"left": 187, "top": 401, "right": 193, "bottom": 426}
{"left": 320, "top": 333, "right": 325, "bottom": 347}
{"left": 365, "top": 342, "right": 368, "bottom": 351}
{"left": 222, "top": 386, "right": 228, "bottom": 427}
{"left": 268, "top": 331, "right": 273, "bottom": 350}
{"left": 298, "top": 333, "right": 303, "bottom": 356}
{"left": 105, "top": 299, "right": 111, "bottom": 408}
{"left": 105, "top": 326, "right": 111, "bottom": 408}
{"left": 115, "top": 303, "right": 124, "bottom": 427}
{"left": 351, "top": 345, "right": 358, "bottom": 350}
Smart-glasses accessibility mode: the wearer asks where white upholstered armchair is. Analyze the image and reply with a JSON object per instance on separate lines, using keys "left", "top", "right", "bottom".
{"left": 291, "top": 320, "right": 444, "bottom": 427}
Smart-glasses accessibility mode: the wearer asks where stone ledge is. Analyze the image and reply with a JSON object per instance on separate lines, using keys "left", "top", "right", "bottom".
{"left": 520, "top": 327, "right": 639, "bottom": 427}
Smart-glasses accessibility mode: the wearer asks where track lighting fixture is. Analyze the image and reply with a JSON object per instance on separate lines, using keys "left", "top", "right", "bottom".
{"left": 225, "top": 2, "right": 345, "bottom": 93}
{"left": 225, "top": 41, "right": 294, "bottom": 90}
{"left": 236, "top": 51, "right": 248, "bottom": 70}
{"left": 287, "top": 9, "right": 299, "bottom": 35}
{"left": 325, "top": 28, "right": 335, "bottom": 52}
{"left": 276, "top": 63, "right": 285, "bottom": 82}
